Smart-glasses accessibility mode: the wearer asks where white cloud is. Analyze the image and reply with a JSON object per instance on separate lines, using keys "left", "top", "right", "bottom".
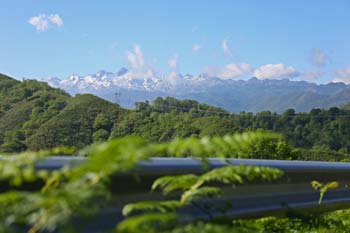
{"left": 333, "top": 68, "right": 350, "bottom": 84}
{"left": 28, "top": 14, "right": 63, "bottom": 31}
{"left": 126, "top": 45, "right": 157, "bottom": 79}
{"left": 192, "top": 44, "right": 201, "bottom": 52}
{"left": 254, "top": 64, "right": 300, "bottom": 80}
{"left": 166, "top": 71, "right": 181, "bottom": 85}
{"left": 219, "top": 63, "right": 252, "bottom": 79}
{"left": 311, "top": 48, "right": 328, "bottom": 67}
{"left": 222, "top": 38, "right": 232, "bottom": 56}
{"left": 28, "top": 15, "right": 49, "bottom": 31}
{"left": 168, "top": 55, "right": 178, "bottom": 69}
{"left": 127, "top": 45, "right": 145, "bottom": 69}
{"left": 204, "top": 63, "right": 252, "bottom": 79}
{"left": 48, "top": 14, "right": 63, "bottom": 27}
{"left": 304, "top": 71, "right": 322, "bottom": 81}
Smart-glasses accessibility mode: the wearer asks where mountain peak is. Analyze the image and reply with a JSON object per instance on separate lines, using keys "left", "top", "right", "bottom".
{"left": 116, "top": 67, "right": 129, "bottom": 76}
{"left": 95, "top": 70, "right": 107, "bottom": 77}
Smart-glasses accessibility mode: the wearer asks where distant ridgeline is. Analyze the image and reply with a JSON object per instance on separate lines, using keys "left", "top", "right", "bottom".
{"left": 46, "top": 70, "right": 350, "bottom": 113}
{"left": 1, "top": 73, "right": 350, "bottom": 158}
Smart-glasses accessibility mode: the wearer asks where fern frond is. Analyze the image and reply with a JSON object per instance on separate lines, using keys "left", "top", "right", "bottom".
{"left": 122, "top": 201, "right": 181, "bottom": 216}
{"left": 116, "top": 213, "right": 178, "bottom": 233}
{"left": 0, "top": 132, "right": 285, "bottom": 232}
{"left": 221, "top": 165, "right": 283, "bottom": 181}
{"left": 152, "top": 174, "right": 199, "bottom": 195}
{"left": 189, "top": 165, "right": 283, "bottom": 190}
{"left": 181, "top": 187, "right": 222, "bottom": 205}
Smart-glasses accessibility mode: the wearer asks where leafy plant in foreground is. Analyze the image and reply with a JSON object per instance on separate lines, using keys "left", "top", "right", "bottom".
{"left": 118, "top": 165, "right": 283, "bottom": 232}
{"left": 0, "top": 132, "right": 282, "bottom": 232}
{"left": 311, "top": 181, "right": 339, "bottom": 204}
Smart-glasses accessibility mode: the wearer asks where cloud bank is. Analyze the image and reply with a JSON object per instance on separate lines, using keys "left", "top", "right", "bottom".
{"left": 304, "top": 71, "right": 323, "bottom": 81}
{"left": 253, "top": 64, "right": 300, "bottom": 80}
{"left": 204, "top": 63, "right": 252, "bottom": 79}
{"left": 126, "top": 45, "right": 155, "bottom": 79}
{"left": 127, "top": 45, "right": 145, "bottom": 69}
{"left": 333, "top": 68, "right": 350, "bottom": 84}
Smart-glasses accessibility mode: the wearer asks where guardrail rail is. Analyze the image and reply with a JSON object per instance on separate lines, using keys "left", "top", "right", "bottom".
{"left": 5, "top": 156, "right": 350, "bottom": 232}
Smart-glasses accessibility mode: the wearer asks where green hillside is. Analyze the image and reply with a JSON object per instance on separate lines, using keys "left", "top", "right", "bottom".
{"left": 1, "top": 73, "right": 350, "bottom": 160}
{"left": 0, "top": 74, "right": 125, "bottom": 152}
{"left": 26, "top": 94, "right": 124, "bottom": 150}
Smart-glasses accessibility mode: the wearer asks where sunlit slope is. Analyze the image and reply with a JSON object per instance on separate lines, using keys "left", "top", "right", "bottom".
{"left": 0, "top": 74, "right": 125, "bottom": 152}
{"left": 26, "top": 94, "right": 124, "bottom": 150}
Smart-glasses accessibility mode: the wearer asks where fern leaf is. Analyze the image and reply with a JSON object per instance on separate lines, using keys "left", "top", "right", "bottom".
{"left": 191, "top": 165, "right": 283, "bottom": 190}
{"left": 152, "top": 174, "right": 199, "bottom": 195}
{"left": 181, "top": 187, "right": 222, "bottom": 205}
{"left": 122, "top": 201, "right": 180, "bottom": 216}
{"left": 116, "top": 213, "right": 178, "bottom": 233}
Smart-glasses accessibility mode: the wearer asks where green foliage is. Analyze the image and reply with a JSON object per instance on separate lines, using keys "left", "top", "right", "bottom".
{"left": 199, "top": 165, "right": 283, "bottom": 184}
{"left": 120, "top": 164, "right": 283, "bottom": 232}
{"left": 0, "top": 126, "right": 349, "bottom": 232}
{"left": 311, "top": 181, "right": 339, "bottom": 204}
{"left": 0, "top": 132, "right": 286, "bottom": 232}
{"left": 144, "top": 97, "right": 228, "bottom": 116}
{"left": 111, "top": 99, "right": 350, "bottom": 159}
{"left": 116, "top": 213, "right": 178, "bottom": 233}
{"left": 0, "top": 136, "right": 155, "bottom": 232}
{"left": 294, "top": 148, "right": 350, "bottom": 162}
{"left": 163, "top": 211, "right": 350, "bottom": 233}
{"left": 26, "top": 94, "right": 124, "bottom": 150}
{"left": 122, "top": 201, "right": 181, "bottom": 216}
{"left": 0, "top": 147, "right": 74, "bottom": 186}
{"left": 163, "top": 131, "right": 285, "bottom": 159}
{"left": 92, "top": 129, "right": 110, "bottom": 142}
{"left": 0, "top": 74, "right": 125, "bottom": 152}
{"left": 152, "top": 174, "right": 199, "bottom": 195}
{"left": 180, "top": 186, "right": 222, "bottom": 204}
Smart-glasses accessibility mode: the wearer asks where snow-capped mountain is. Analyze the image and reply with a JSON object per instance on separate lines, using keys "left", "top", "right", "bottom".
{"left": 45, "top": 68, "right": 229, "bottom": 93}
{"left": 42, "top": 68, "right": 350, "bottom": 113}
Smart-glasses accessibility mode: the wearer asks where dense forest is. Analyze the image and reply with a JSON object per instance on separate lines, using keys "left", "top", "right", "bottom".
{"left": 1, "top": 73, "right": 350, "bottom": 161}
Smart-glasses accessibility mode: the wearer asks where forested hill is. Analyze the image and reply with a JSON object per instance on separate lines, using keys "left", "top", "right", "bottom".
{"left": 1, "top": 73, "right": 350, "bottom": 157}
{"left": 0, "top": 73, "right": 125, "bottom": 152}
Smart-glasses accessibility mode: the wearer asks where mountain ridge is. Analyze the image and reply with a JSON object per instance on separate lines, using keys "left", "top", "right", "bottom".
{"left": 40, "top": 69, "right": 350, "bottom": 113}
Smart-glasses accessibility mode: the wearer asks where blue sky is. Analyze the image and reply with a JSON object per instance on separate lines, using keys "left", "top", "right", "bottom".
{"left": 1, "top": 0, "right": 350, "bottom": 83}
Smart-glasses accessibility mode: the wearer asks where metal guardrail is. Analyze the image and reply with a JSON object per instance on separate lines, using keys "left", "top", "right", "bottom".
{"left": 9, "top": 157, "right": 350, "bottom": 232}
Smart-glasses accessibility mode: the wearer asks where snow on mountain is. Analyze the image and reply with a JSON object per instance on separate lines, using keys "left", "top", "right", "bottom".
{"left": 44, "top": 68, "right": 220, "bottom": 93}
{"left": 45, "top": 76, "right": 62, "bottom": 87}
{"left": 41, "top": 68, "right": 350, "bottom": 113}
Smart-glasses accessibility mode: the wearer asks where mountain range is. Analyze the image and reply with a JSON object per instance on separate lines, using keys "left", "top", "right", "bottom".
{"left": 1, "top": 72, "right": 350, "bottom": 155}
{"left": 43, "top": 68, "right": 350, "bottom": 113}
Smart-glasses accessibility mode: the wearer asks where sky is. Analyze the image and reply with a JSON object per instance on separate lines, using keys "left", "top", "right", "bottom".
{"left": 1, "top": 0, "right": 350, "bottom": 84}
